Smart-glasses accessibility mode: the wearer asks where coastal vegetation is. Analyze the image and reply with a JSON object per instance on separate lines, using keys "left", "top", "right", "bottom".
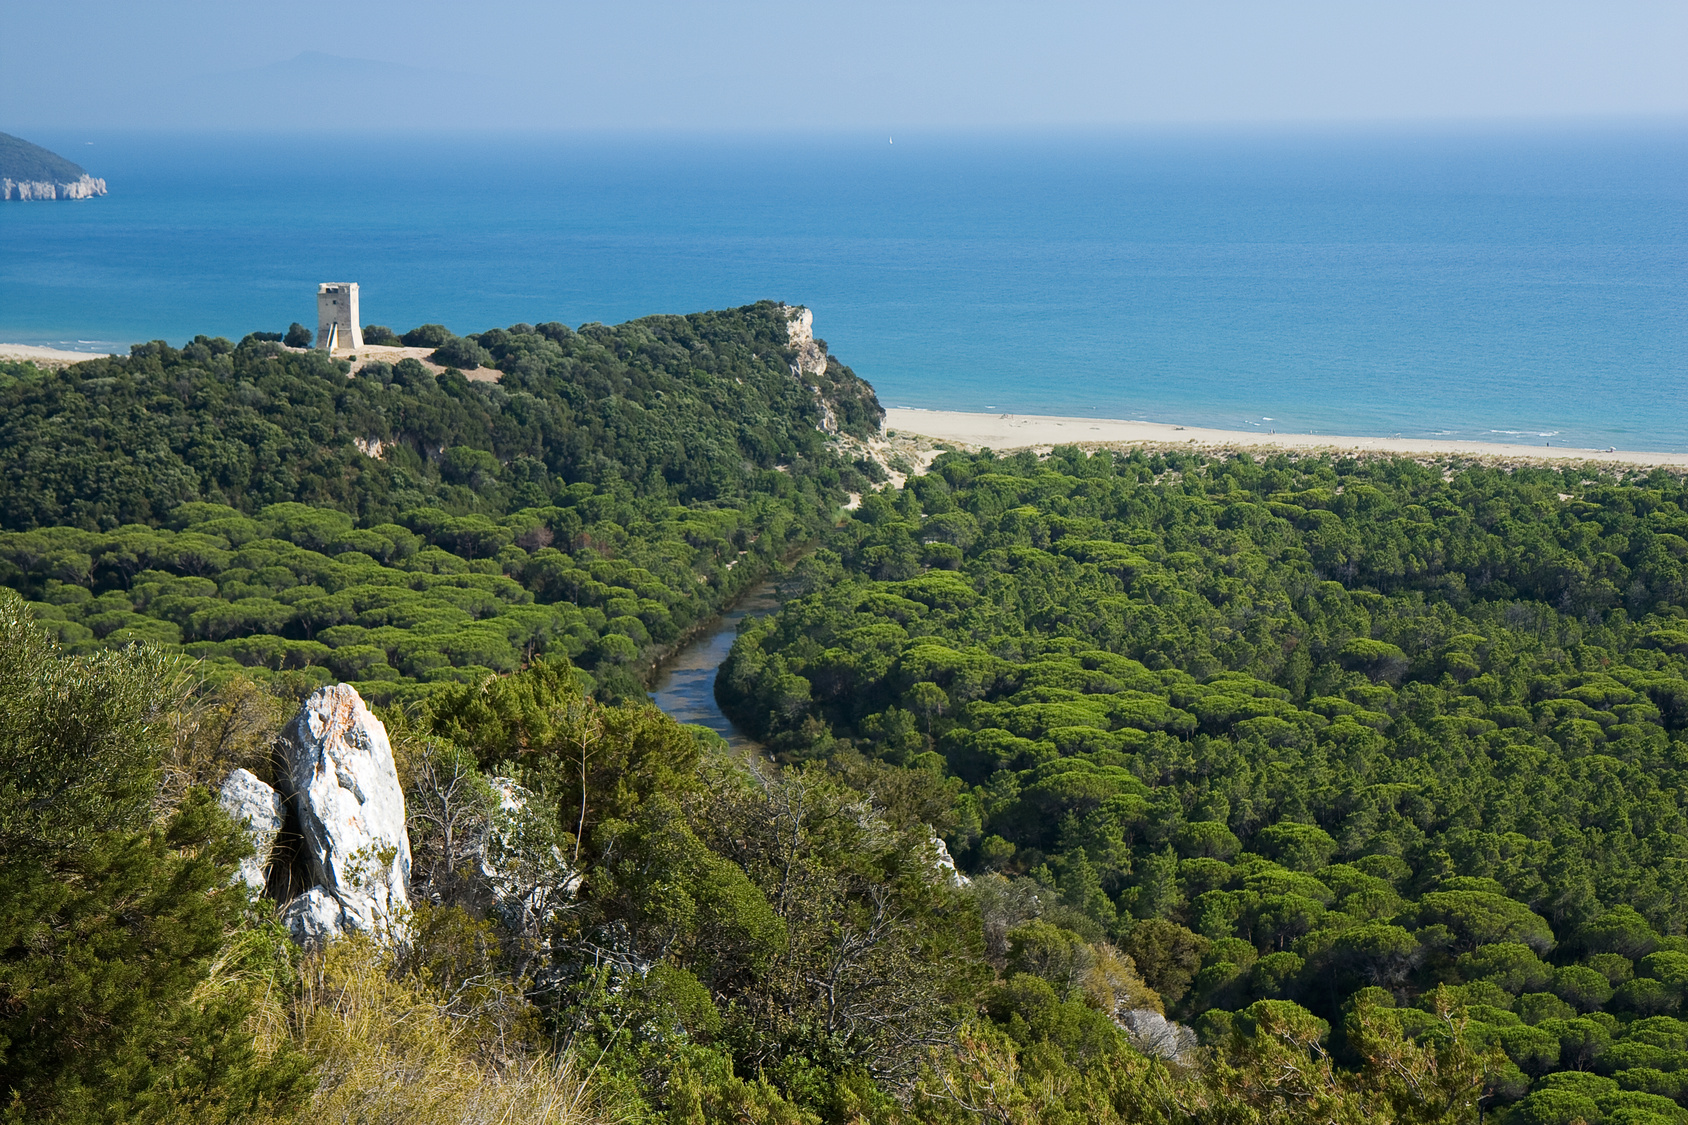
{"left": 720, "top": 445, "right": 1688, "bottom": 1118}
{"left": 0, "top": 303, "right": 882, "bottom": 704}
{"left": 5, "top": 303, "right": 1688, "bottom": 1123}
{"left": 1, "top": 587, "right": 1507, "bottom": 1125}
{"left": 0, "top": 593, "right": 592, "bottom": 1124}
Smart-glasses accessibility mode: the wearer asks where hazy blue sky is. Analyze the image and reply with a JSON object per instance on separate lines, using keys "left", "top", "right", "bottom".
{"left": 5, "top": 0, "right": 1686, "bottom": 131}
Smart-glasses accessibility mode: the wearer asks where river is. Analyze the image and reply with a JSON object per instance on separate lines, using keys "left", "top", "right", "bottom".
{"left": 647, "top": 581, "right": 780, "bottom": 750}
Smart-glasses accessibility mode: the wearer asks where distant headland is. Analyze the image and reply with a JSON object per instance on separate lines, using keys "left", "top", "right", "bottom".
{"left": 0, "top": 132, "right": 106, "bottom": 200}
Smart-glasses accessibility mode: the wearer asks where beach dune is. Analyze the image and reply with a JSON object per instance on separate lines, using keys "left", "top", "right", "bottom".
{"left": 884, "top": 408, "right": 1688, "bottom": 469}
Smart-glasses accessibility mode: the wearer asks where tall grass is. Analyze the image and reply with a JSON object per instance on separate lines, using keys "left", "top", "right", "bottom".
{"left": 247, "top": 934, "right": 601, "bottom": 1125}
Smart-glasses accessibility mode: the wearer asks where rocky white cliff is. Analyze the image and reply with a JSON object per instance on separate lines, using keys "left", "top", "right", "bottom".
{"left": 777, "top": 303, "right": 941, "bottom": 487}
{"left": 2, "top": 175, "right": 107, "bottom": 200}
{"left": 218, "top": 684, "right": 412, "bottom": 946}
{"left": 783, "top": 305, "right": 828, "bottom": 379}
{"left": 782, "top": 304, "right": 840, "bottom": 434}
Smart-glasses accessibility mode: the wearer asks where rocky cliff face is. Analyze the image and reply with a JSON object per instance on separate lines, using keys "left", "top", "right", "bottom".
{"left": 218, "top": 684, "right": 412, "bottom": 946}
{"left": 2, "top": 175, "right": 107, "bottom": 200}
{"left": 783, "top": 305, "right": 829, "bottom": 380}
{"left": 1, "top": 132, "right": 107, "bottom": 200}
{"left": 782, "top": 304, "right": 842, "bottom": 433}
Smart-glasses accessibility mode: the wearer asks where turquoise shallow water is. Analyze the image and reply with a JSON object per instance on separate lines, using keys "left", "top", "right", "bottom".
{"left": 3, "top": 126, "right": 1684, "bottom": 449}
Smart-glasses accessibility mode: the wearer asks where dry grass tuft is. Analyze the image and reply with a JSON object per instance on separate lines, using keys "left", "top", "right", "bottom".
{"left": 254, "top": 935, "right": 602, "bottom": 1125}
{"left": 161, "top": 674, "right": 287, "bottom": 810}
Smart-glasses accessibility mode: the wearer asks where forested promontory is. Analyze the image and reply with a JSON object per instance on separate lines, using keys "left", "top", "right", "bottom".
{"left": 0, "top": 130, "right": 107, "bottom": 199}
{"left": 0, "top": 303, "right": 882, "bottom": 703}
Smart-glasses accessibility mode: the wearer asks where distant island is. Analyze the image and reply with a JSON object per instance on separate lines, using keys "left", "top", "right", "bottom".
{"left": 0, "top": 131, "right": 106, "bottom": 200}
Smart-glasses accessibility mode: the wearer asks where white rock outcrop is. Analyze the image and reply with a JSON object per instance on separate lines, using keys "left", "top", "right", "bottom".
{"left": 931, "top": 832, "right": 973, "bottom": 889}
{"left": 280, "top": 887, "right": 346, "bottom": 947}
{"left": 2, "top": 175, "right": 107, "bottom": 200}
{"left": 782, "top": 305, "right": 829, "bottom": 380}
{"left": 782, "top": 305, "right": 840, "bottom": 434}
{"left": 275, "top": 684, "right": 412, "bottom": 944}
{"left": 217, "top": 768, "right": 285, "bottom": 896}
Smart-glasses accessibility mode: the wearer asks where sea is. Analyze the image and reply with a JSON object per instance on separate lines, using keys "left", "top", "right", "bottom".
{"left": 3, "top": 125, "right": 1684, "bottom": 451}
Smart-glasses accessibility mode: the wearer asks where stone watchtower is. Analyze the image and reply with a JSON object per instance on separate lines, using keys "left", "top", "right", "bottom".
{"left": 316, "top": 283, "right": 363, "bottom": 352}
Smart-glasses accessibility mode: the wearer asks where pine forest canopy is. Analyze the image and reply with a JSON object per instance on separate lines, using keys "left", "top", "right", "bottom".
{"left": 6, "top": 300, "right": 1688, "bottom": 1123}
{"left": 0, "top": 303, "right": 884, "bottom": 703}
{"left": 719, "top": 446, "right": 1688, "bottom": 1112}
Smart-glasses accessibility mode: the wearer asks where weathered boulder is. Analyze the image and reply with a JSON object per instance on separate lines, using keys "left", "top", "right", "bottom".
{"left": 276, "top": 684, "right": 411, "bottom": 944}
{"left": 281, "top": 887, "right": 346, "bottom": 947}
{"left": 217, "top": 768, "right": 284, "bottom": 896}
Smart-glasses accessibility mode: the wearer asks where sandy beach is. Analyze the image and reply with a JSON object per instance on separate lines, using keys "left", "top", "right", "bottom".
{"left": 0, "top": 343, "right": 118, "bottom": 366}
{"left": 884, "top": 408, "right": 1688, "bottom": 469}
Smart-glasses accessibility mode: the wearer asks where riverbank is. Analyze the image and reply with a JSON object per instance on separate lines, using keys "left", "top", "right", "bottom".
{"left": 883, "top": 408, "right": 1688, "bottom": 469}
{"left": 647, "top": 580, "right": 778, "bottom": 752}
